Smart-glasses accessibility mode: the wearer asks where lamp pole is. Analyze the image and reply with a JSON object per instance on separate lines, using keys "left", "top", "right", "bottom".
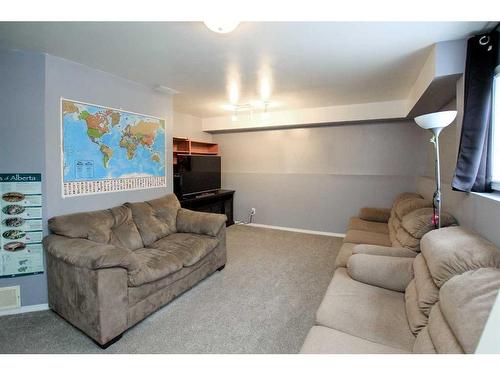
{"left": 414, "top": 110, "right": 457, "bottom": 230}
{"left": 431, "top": 127, "right": 443, "bottom": 229}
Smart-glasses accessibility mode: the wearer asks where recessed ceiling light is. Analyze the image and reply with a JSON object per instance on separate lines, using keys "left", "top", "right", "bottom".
{"left": 204, "top": 21, "right": 240, "bottom": 34}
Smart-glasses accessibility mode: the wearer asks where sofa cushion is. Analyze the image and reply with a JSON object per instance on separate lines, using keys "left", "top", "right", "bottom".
{"left": 127, "top": 248, "right": 183, "bottom": 287}
{"left": 401, "top": 207, "right": 456, "bottom": 239}
{"left": 347, "top": 254, "right": 414, "bottom": 292}
{"left": 413, "top": 327, "right": 437, "bottom": 354}
{"left": 357, "top": 207, "right": 391, "bottom": 223}
{"left": 405, "top": 280, "right": 428, "bottom": 335}
{"left": 149, "top": 232, "right": 219, "bottom": 267}
{"left": 125, "top": 194, "right": 180, "bottom": 246}
{"left": 334, "top": 242, "right": 357, "bottom": 268}
{"left": 427, "top": 303, "right": 464, "bottom": 353}
{"left": 127, "top": 243, "right": 225, "bottom": 306}
{"left": 300, "top": 326, "right": 408, "bottom": 354}
{"left": 347, "top": 217, "right": 389, "bottom": 234}
{"left": 395, "top": 227, "right": 421, "bottom": 252}
{"left": 48, "top": 206, "right": 144, "bottom": 250}
{"left": 439, "top": 268, "right": 500, "bottom": 354}
{"left": 413, "top": 254, "right": 439, "bottom": 316}
{"left": 343, "top": 230, "right": 392, "bottom": 247}
{"left": 421, "top": 226, "right": 500, "bottom": 287}
{"left": 392, "top": 192, "right": 422, "bottom": 207}
{"left": 394, "top": 198, "right": 431, "bottom": 221}
{"left": 352, "top": 244, "right": 418, "bottom": 258}
{"left": 316, "top": 268, "right": 415, "bottom": 351}
{"left": 388, "top": 215, "right": 400, "bottom": 243}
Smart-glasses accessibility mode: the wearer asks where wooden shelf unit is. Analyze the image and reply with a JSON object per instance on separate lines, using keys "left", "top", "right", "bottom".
{"left": 173, "top": 137, "right": 219, "bottom": 164}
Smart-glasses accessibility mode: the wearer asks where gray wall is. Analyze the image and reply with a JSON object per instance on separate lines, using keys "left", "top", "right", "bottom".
{"left": 44, "top": 54, "right": 173, "bottom": 218}
{"left": 0, "top": 50, "right": 173, "bottom": 307}
{"left": 0, "top": 50, "right": 47, "bottom": 306}
{"left": 417, "top": 77, "right": 500, "bottom": 246}
{"left": 213, "top": 121, "right": 428, "bottom": 233}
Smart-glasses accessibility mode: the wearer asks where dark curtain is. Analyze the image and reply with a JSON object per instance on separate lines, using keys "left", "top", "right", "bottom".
{"left": 452, "top": 30, "right": 499, "bottom": 193}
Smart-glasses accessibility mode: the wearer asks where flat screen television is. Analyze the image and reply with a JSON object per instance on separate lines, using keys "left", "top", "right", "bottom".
{"left": 175, "top": 155, "right": 221, "bottom": 197}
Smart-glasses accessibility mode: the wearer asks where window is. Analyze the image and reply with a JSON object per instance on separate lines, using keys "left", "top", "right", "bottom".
{"left": 492, "top": 72, "right": 500, "bottom": 191}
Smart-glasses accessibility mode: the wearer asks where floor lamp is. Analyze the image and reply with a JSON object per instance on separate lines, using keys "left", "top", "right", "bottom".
{"left": 414, "top": 110, "right": 458, "bottom": 229}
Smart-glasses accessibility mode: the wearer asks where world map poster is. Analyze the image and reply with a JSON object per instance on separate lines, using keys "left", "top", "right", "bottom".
{"left": 61, "top": 99, "right": 166, "bottom": 197}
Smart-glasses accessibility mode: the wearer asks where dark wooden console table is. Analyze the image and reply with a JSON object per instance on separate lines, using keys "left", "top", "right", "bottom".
{"left": 179, "top": 189, "right": 235, "bottom": 227}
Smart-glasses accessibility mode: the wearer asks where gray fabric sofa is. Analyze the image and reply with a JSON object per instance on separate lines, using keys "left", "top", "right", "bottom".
{"left": 43, "top": 194, "right": 227, "bottom": 347}
{"left": 301, "top": 226, "right": 500, "bottom": 353}
{"left": 335, "top": 192, "right": 456, "bottom": 268}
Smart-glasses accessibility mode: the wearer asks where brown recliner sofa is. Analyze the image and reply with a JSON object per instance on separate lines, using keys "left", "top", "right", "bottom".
{"left": 43, "top": 194, "right": 227, "bottom": 347}
{"left": 335, "top": 192, "right": 456, "bottom": 268}
{"left": 301, "top": 226, "right": 500, "bottom": 353}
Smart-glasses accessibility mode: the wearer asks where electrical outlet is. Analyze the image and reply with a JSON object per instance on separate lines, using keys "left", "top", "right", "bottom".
{"left": 250, "top": 208, "right": 256, "bottom": 215}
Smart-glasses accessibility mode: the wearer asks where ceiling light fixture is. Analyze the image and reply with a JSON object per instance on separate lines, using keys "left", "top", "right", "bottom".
{"left": 261, "top": 101, "right": 270, "bottom": 120}
{"left": 204, "top": 21, "right": 240, "bottom": 34}
{"left": 226, "top": 101, "right": 274, "bottom": 122}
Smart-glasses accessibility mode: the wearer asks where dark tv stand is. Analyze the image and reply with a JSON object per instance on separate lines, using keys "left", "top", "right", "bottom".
{"left": 179, "top": 189, "right": 235, "bottom": 227}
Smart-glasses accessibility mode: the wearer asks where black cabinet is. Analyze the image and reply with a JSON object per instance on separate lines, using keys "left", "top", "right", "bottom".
{"left": 179, "top": 190, "right": 235, "bottom": 226}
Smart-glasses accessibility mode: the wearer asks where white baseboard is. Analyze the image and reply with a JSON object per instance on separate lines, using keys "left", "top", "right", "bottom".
{"left": 243, "top": 223, "right": 346, "bottom": 238}
{"left": 0, "top": 303, "right": 49, "bottom": 317}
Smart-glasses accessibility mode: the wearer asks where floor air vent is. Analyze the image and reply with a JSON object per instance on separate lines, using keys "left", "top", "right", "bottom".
{"left": 0, "top": 286, "right": 21, "bottom": 310}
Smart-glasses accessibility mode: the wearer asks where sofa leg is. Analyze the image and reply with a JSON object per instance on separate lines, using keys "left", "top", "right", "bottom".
{"left": 96, "top": 333, "right": 123, "bottom": 349}
{"left": 217, "top": 264, "right": 226, "bottom": 272}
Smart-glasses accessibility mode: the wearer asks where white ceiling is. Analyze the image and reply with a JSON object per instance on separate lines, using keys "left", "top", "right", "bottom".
{"left": 0, "top": 22, "right": 487, "bottom": 118}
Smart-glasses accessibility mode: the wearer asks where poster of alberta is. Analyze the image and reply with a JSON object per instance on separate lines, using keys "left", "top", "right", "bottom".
{"left": 61, "top": 99, "right": 166, "bottom": 197}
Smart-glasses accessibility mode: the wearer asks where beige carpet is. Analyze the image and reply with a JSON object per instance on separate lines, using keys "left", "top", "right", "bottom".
{"left": 0, "top": 225, "right": 342, "bottom": 353}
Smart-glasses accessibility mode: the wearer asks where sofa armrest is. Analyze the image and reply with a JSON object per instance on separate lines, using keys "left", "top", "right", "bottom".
{"left": 353, "top": 244, "right": 418, "bottom": 258}
{"left": 347, "top": 254, "right": 414, "bottom": 292}
{"left": 46, "top": 251, "right": 128, "bottom": 345}
{"left": 176, "top": 208, "right": 227, "bottom": 237}
{"left": 358, "top": 207, "right": 391, "bottom": 223}
{"left": 43, "top": 234, "right": 138, "bottom": 271}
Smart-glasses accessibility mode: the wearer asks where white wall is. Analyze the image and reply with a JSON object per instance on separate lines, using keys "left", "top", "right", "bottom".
{"left": 173, "top": 112, "right": 212, "bottom": 142}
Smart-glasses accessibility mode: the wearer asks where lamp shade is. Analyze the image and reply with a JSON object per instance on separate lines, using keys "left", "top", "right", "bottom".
{"left": 414, "top": 110, "right": 457, "bottom": 130}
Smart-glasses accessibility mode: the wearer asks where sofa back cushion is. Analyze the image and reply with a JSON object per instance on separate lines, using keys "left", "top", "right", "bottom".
{"left": 414, "top": 268, "right": 500, "bottom": 354}
{"left": 405, "top": 279, "right": 428, "bottom": 334}
{"left": 48, "top": 209, "right": 114, "bottom": 243}
{"left": 426, "top": 303, "right": 464, "bottom": 353}
{"left": 108, "top": 206, "right": 144, "bottom": 250}
{"left": 395, "top": 227, "right": 421, "bottom": 252}
{"left": 439, "top": 268, "right": 500, "bottom": 354}
{"left": 48, "top": 205, "right": 144, "bottom": 250}
{"left": 412, "top": 327, "right": 436, "bottom": 353}
{"left": 393, "top": 192, "right": 422, "bottom": 207}
{"left": 388, "top": 195, "right": 428, "bottom": 243}
{"left": 412, "top": 254, "right": 439, "bottom": 317}
{"left": 388, "top": 216, "right": 399, "bottom": 244}
{"left": 394, "top": 198, "right": 431, "bottom": 221}
{"left": 421, "top": 226, "right": 500, "bottom": 287}
{"left": 402, "top": 208, "right": 456, "bottom": 239}
{"left": 405, "top": 253, "right": 440, "bottom": 337}
{"left": 125, "top": 194, "right": 180, "bottom": 246}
